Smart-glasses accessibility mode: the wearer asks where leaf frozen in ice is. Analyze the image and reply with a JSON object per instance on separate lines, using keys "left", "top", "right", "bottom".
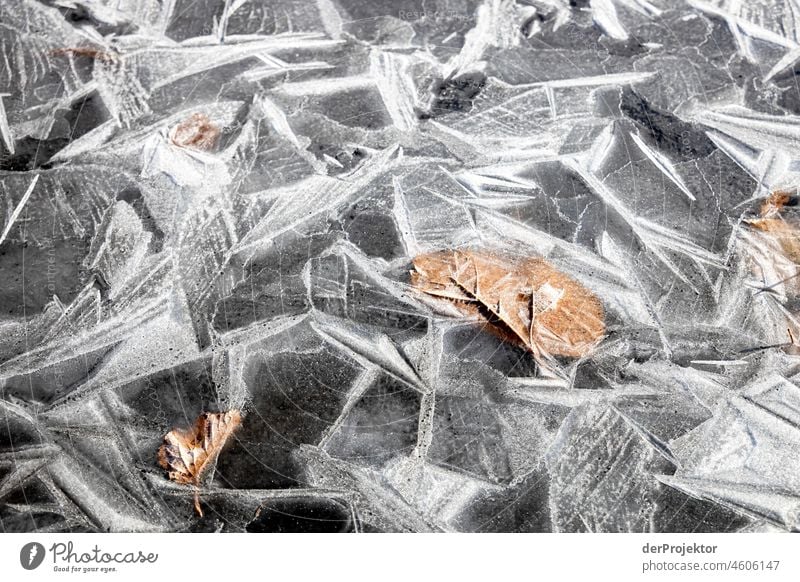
{"left": 747, "top": 190, "right": 800, "bottom": 262}
{"left": 168, "top": 113, "right": 221, "bottom": 152}
{"left": 4, "top": 0, "right": 800, "bottom": 534}
{"left": 410, "top": 249, "right": 606, "bottom": 367}
{"left": 741, "top": 189, "right": 800, "bottom": 302}
{"left": 158, "top": 411, "right": 242, "bottom": 516}
{"left": 49, "top": 46, "right": 118, "bottom": 64}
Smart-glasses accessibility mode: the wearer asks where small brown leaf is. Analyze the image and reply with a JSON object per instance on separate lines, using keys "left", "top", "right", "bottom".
{"left": 168, "top": 113, "right": 220, "bottom": 151}
{"left": 748, "top": 217, "right": 800, "bottom": 262}
{"left": 411, "top": 250, "right": 605, "bottom": 364}
{"left": 759, "top": 190, "right": 796, "bottom": 219}
{"left": 748, "top": 191, "right": 800, "bottom": 263}
{"left": 158, "top": 411, "right": 241, "bottom": 516}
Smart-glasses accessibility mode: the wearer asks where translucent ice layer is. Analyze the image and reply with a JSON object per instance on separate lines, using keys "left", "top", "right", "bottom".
{"left": 1, "top": 0, "right": 799, "bottom": 532}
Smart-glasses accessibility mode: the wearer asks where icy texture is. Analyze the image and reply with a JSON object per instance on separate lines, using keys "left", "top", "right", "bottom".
{"left": 0, "top": 0, "right": 798, "bottom": 532}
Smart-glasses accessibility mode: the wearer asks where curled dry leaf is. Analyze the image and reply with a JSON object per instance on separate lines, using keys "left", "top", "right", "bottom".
{"left": 158, "top": 411, "right": 241, "bottom": 516}
{"left": 747, "top": 190, "right": 800, "bottom": 263}
{"left": 744, "top": 190, "right": 800, "bottom": 348}
{"left": 411, "top": 250, "right": 605, "bottom": 365}
{"left": 168, "top": 112, "right": 221, "bottom": 151}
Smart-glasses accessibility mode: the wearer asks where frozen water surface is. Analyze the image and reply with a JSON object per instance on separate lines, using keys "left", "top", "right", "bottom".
{"left": 0, "top": 0, "right": 799, "bottom": 532}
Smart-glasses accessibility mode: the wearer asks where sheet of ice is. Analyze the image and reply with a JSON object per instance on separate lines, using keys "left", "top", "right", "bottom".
{"left": 2, "top": 0, "right": 800, "bottom": 533}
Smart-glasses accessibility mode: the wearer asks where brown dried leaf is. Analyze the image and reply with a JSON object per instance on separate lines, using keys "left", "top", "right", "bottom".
{"left": 49, "top": 47, "right": 117, "bottom": 64}
{"left": 748, "top": 191, "right": 800, "bottom": 263}
{"left": 168, "top": 113, "right": 220, "bottom": 151}
{"left": 759, "top": 190, "right": 796, "bottom": 219}
{"left": 411, "top": 250, "right": 605, "bottom": 361}
{"left": 158, "top": 411, "right": 241, "bottom": 516}
{"left": 748, "top": 217, "right": 800, "bottom": 262}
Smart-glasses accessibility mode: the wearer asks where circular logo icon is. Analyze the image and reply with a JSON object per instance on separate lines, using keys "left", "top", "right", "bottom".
{"left": 20, "top": 542, "right": 45, "bottom": 570}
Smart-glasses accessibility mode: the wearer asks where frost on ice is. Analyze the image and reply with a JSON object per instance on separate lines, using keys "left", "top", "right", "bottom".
{"left": 0, "top": 0, "right": 798, "bottom": 532}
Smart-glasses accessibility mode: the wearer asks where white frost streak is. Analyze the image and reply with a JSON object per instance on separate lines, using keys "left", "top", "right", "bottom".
{"left": 233, "top": 145, "right": 402, "bottom": 253}
{"left": 370, "top": 51, "right": 418, "bottom": 132}
{"left": 0, "top": 93, "right": 13, "bottom": 155}
{"left": 590, "top": 0, "right": 629, "bottom": 41}
{"left": 0, "top": 174, "right": 39, "bottom": 246}
{"left": 392, "top": 177, "right": 421, "bottom": 257}
{"left": 277, "top": 75, "right": 375, "bottom": 96}
{"left": 447, "top": 0, "right": 524, "bottom": 74}
{"left": 566, "top": 157, "right": 725, "bottom": 269}
{"left": 630, "top": 132, "right": 696, "bottom": 201}
{"left": 240, "top": 54, "right": 332, "bottom": 83}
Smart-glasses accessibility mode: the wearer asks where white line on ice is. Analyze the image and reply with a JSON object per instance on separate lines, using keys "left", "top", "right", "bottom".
{"left": 0, "top": 174, "right": 39, "bottom": 246}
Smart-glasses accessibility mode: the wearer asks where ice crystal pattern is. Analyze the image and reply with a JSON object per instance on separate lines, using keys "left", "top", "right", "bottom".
{"left": 1, "top": 0, "right": 799, "bottom": 533}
